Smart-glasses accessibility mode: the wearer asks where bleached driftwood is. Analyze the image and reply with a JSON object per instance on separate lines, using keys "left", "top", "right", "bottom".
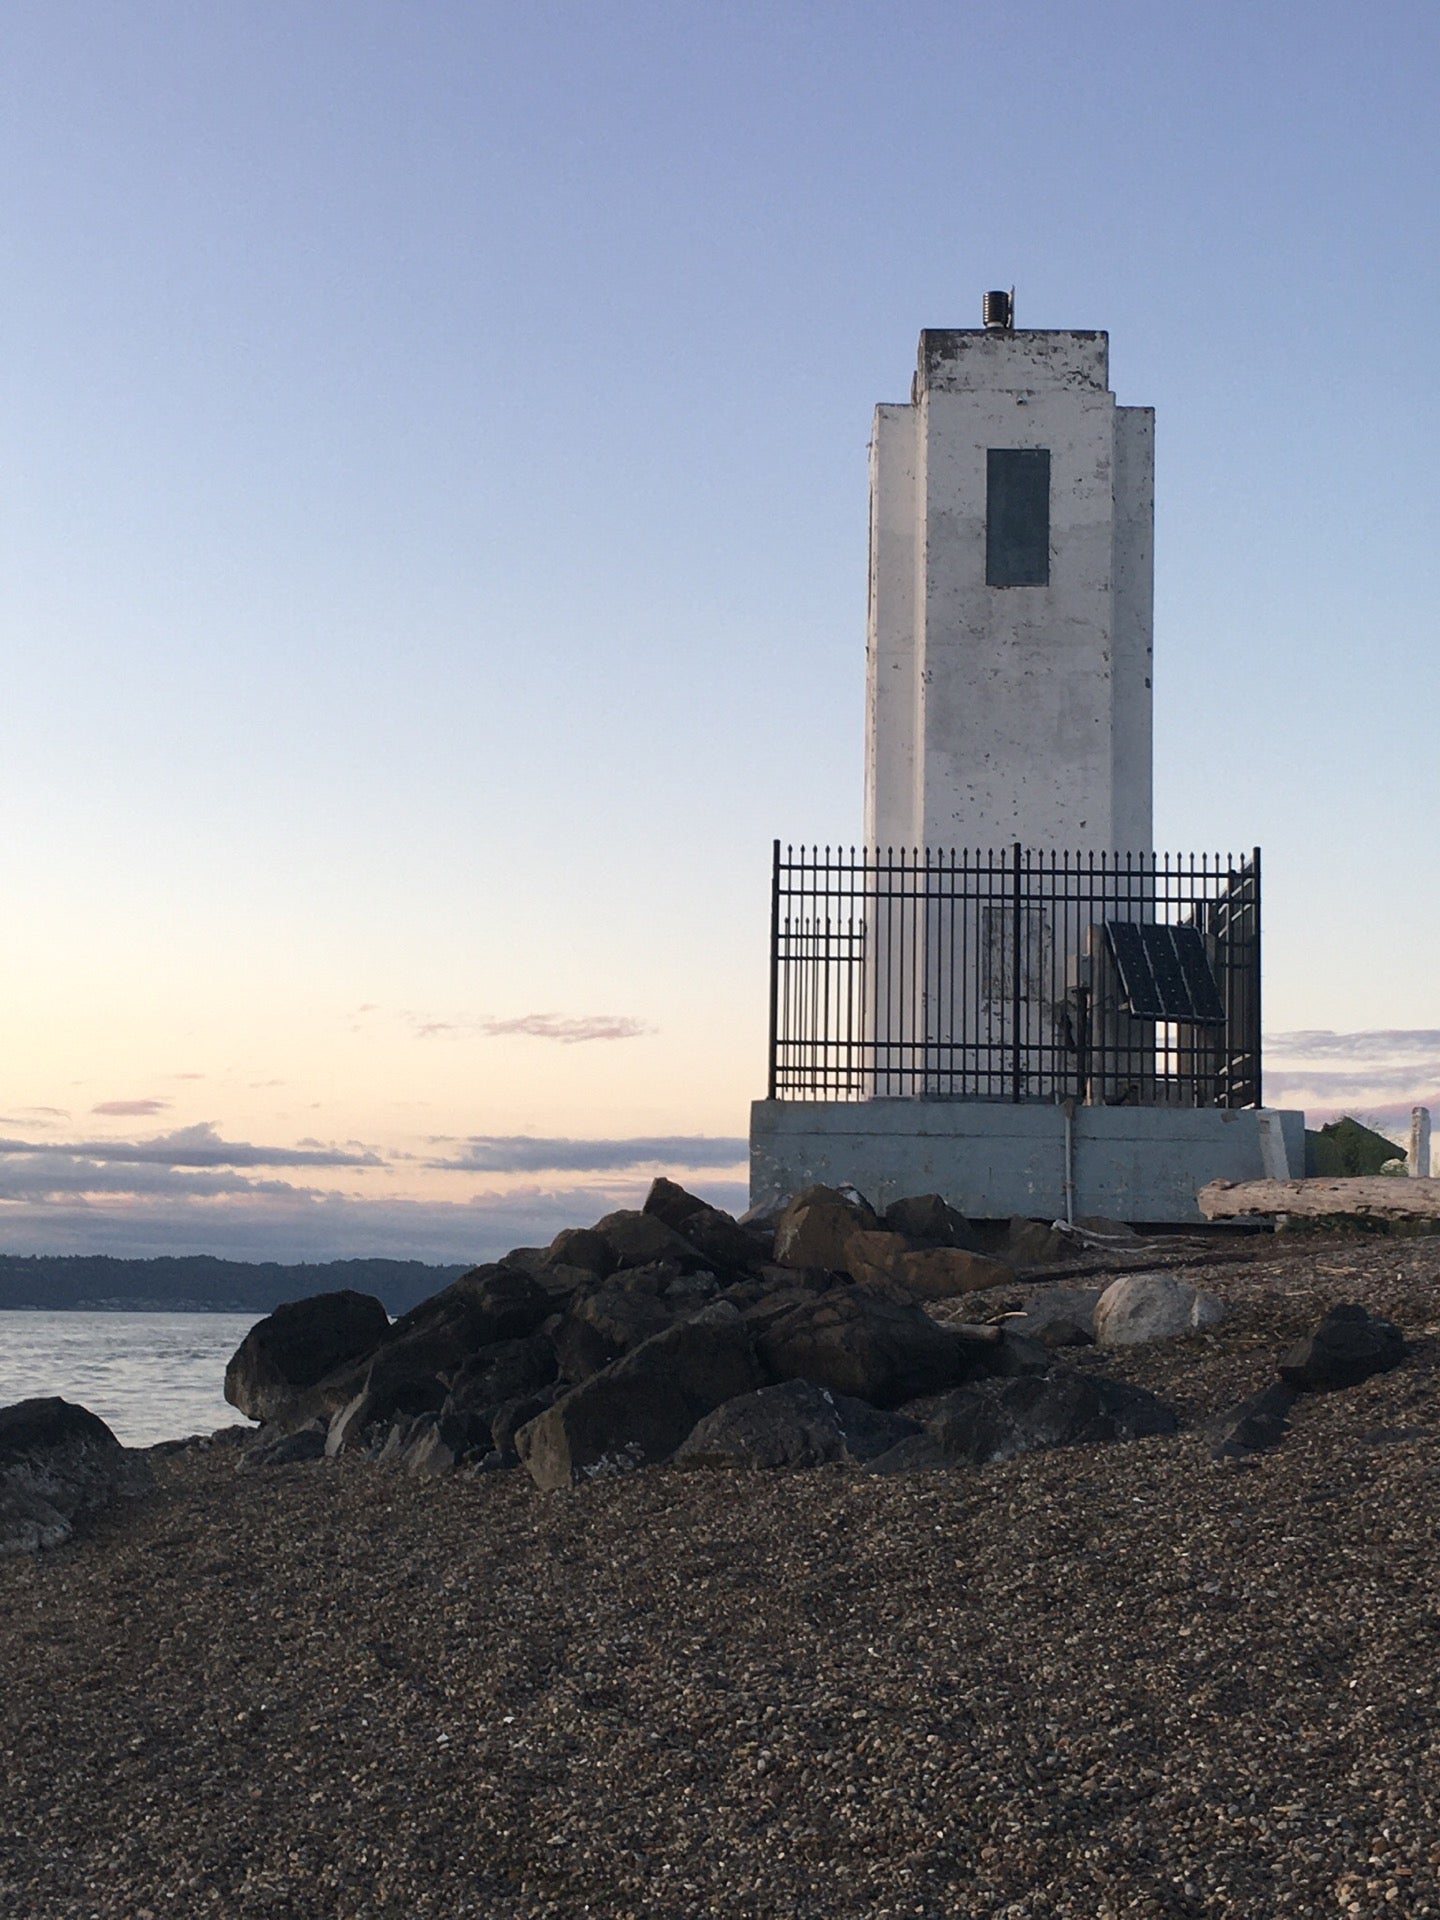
{"left": 1199, "top": 1176, "right": 1440, "bottom": 1222}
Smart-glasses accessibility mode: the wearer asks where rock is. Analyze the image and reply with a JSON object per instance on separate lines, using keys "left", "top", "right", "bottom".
{"left": 642, "top": 1176, "right": 711, "bottom": 1233}
{"left": 748, "top": 1287, "right": 985, "bottom": 1408}
{"left": 444, "top": 1334, "right": 557, "bottom": 1413}
{"left": 542, "top": 1228, "right": 614, "bottom": 1279}
{"left": 531, "top": 1262, "right": 602, "bottom": 1305}
{"left": 223, "top": 1290, "right": 390, "bottom": 1424}
{"left": 376, "top": 1407, "right": 491, "bottom": 1474}
{"left": 678, "top": 1207, "right": 769, "bottom": 1277}
{"left": 515, "top": 1303, "right": 766, "bottom": 1491}
{"left": 739, "top": 1193, "right": 792, "bottom": 1232}
{"left": 891, "top": 1247, "right": 1014, "bottom": 1300}
{"left": 772, "top": 1185, "right": 879, "bottom": 1271}
{"left": 552, "top": 1267, "right": 689, "bottom": 1382}
{"left": 325, "top": 1391, "right": 373, "bottom": 1457}
{"left": 299, "top": 1266, "right": 557, "bottom": 1424}
{"left": 497, "top": 1245, "right": 548, "bottom": 1274}
{"left": 1094, "top": 1272, "right": 1228, "bottom": 1348}
{"left": 985, "top": 1330, "right": 1052, "bottom": 1376}
{"left": 1210, "top": 1382, "right": 1300, "bottom": 1459}
{"left": 850, "top": 1235, "right": 1016, "bottom": 1301}
{"left": 881, "top": 1193, "right": 980, "bottom": 1250}
{"left": 593, "top": 1210, "right": 709, "bottom": 1273}
{"left": 315, "top": 1343, "right": 450, "bottom": 1444}
{"left": 1003, "top": 1218, "right": 1079, "bottom": 1269}
{"left": 924, "top": 1373, "right": 1179, "bottom": 1465}
{"left": 388, "top": 1264, "right": 551, "bottom": 1353}
{"left": 1008, "top": 1286, "right": 1103, "bottom": 1347}
{"left": 842, "top": 1229, "right": 915, "bottom": 1284}
{"left": 489, "top": 1384, "right": 565, "bottom": 1463}
{"left": 240, "top": 1422, "right": 328, "bottom": 1471}
{"left": 676, "top": 1379, "right": 920, "bottom": 1471}
{"left": 0, "top": 1397, "right": 150, "bottom": 1556}
{"left": 1278, "top": 1303, "right": 1405, "bottom": 1391}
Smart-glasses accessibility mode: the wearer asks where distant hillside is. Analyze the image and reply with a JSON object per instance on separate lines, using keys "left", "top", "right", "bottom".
{"left": 0, "top": 1255, "right": 468, "bottom": 1316}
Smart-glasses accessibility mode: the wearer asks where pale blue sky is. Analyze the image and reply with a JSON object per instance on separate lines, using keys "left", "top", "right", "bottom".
{"left": 2, "top": 1, "right": 1437, "bottom": 1259}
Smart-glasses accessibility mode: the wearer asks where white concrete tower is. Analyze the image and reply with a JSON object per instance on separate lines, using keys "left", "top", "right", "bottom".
{"left": 864, "top": 296, "right": 1154, "bottom": 855}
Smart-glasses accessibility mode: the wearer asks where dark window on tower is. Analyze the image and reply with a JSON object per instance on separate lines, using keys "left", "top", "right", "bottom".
{"left": 986, "top": 448, "right": 1050, "bottom": 586}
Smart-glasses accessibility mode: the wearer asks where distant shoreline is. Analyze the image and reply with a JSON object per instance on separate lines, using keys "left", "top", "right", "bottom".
{"left": 0, "top": 1253, "right": 467, "bottom": 1318}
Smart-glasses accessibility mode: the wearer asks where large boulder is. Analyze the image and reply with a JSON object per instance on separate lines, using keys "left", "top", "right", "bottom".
{"left": 515, "top": 1303, "right": 766, "bottom": 1490}
{"left": 1278, "top": 1303, "right": 1405, "bottom": 1391}
{"left": 748, "top": 1286, "right": 986, "bottom": 1408}
{"left": 301, "top": 1266, "right": 558, "bottom": 1424}
{"left": 0, "top": 1398, "right": 150, "bottom": 1556}
{"left": 388, "top": 1264, "right": 551, "bottom": 1352}
{"left": 881, "top": 1193, "right": 981, "bottom": 1251}
{"left": 1093, "top": 1273, "right": 1227, "bottom": 1348}
{"left": 848, "top": 1225, "right": 1012, "bottom": 1297}
{"left": 772, "top": 1185, "right": 878, "bottom": 1271}
{"left": 924, "top": 1373, "right": 1179, "bottom": 1466}
{"left": 641, "top": 1176, "right": 712, "bottom": 1233}
{"left": 444, "top": 1334, "right": 557, "bottom": 1414}
{"left": 489, "top": 1383, "right": 566, "bottom": 1463}
{"left": 593, "top": 1210, "right": 710, "bottom": 1274}
{"left": 223, "top": 1290, "right": 390, "bottom": 1424}
{"left": 540, "top": 1227, "right": 614, "bottom": 1280}
{"left": 676, "top": 1379, "right": 919, "bottom": 1471}
{"left": 552, "top": 1266, "right": 703, "bottom": 1382}
{"left": 641, "top": 1178, "right": 769, "bottom": 1274}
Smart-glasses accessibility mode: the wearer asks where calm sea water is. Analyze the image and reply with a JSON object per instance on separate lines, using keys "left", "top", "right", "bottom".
{"left": 0, "top": 1311, "right": 262, "bottom": 1448}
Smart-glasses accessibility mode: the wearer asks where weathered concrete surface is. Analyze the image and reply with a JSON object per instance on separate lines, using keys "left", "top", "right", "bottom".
{"left": 752, "top": 1099, "right": 1305, "bottom": 1225}
{"left": 864, "top": 324, "right": 1153, "bottom": 856}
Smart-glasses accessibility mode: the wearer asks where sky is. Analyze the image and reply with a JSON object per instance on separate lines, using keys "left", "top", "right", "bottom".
{"left": 2, "top": 0, "right": 1438, "bottom": 1262}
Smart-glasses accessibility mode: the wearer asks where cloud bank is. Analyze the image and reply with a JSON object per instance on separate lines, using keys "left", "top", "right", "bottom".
{"left": 1265, "top": 1029, "right": 1440, "bottom": 1129}
{"left": 0, "top": 1123, "right": 383, "bottom": 1172}
{"left": 428, "top": 1135, "right": 749, "bottom": 1174}
{"left": 410, "top": 1012, "right": 651, "bottom": 1044}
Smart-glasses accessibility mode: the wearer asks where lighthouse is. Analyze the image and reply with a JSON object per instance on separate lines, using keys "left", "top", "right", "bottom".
{"left": 751, "top": 295, "right": 1300, "bottom": 1223}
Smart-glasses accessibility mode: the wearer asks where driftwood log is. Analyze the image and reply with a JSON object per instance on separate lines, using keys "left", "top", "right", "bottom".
{"left": 1199, "top": 1176, "right": 1440, "bottom": 1222}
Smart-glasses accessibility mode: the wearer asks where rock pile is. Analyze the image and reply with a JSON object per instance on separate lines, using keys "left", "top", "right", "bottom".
{"left": 219, "top": 1180, "right": 1410, "bottom": 1490}
{"left": 224, "top": 1179, "right": 1190, "bottom": 1488}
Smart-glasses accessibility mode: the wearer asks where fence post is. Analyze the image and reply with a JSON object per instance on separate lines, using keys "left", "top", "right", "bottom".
{"left": 1410, "top": 1107, "right": 1432, "bottom": 1178}
{"left": 1251, "top": 846, "right": 1262, "bottom": 1109}
{"left": 1011, "top": 841, "right": 1023, "bottom": 1103}
{"left": 767, "top": 840, "right": 781, "bottom": 1100}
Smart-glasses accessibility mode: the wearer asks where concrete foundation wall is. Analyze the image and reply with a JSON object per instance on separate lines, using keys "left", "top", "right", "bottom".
{"left": 751, "top": 1100, "right": 1305, "bottom": 1225}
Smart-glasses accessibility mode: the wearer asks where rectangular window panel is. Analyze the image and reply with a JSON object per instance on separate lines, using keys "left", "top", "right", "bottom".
{"left": 986, "top": 447, "right": 1050, "bottom": 587}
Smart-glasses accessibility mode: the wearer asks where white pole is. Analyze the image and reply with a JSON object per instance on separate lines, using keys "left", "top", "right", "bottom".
{"left": 1408, "top": 1107, "right": 1431, "bottom": 1178}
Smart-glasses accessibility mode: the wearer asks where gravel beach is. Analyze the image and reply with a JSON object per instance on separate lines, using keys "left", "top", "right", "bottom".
{"left": 4, "top": 1236, "right": 1440, "bottom": 1919}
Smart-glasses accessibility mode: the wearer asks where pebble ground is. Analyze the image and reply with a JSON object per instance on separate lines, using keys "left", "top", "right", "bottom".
{"left": 3, "top": 1235, "right": 1440, "bottom": 1919}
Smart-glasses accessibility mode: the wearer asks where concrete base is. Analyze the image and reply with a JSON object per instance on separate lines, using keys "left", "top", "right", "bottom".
{"left": 750, "top": 1099, "right": 1305, "bottom": 1226}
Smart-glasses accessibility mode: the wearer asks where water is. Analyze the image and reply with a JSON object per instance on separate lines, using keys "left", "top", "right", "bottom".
{"left": 0, "top": 1311, "right": 262, "bottom": 1447}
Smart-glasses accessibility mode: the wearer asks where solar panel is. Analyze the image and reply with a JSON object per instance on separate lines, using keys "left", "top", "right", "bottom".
{"left": 1104, "top": 921, "right": 1226, "bottom": 1025}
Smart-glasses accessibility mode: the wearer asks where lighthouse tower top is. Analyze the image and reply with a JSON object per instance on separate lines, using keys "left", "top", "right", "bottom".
{"left": 863, "top": 294, "right": 1154, "bottom": 856}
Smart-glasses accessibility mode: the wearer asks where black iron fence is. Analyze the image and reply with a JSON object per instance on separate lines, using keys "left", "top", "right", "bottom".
{"left": 768, "top": 843, "right": 1261, "bottom": 1107}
